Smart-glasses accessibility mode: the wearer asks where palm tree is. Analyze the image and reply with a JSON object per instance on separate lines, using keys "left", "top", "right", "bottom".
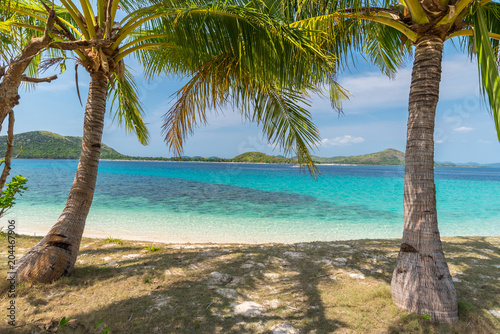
{"left": 284, "top": 0, "right": 500, "bottom": 323}
{"left": 6, "top": 0, "right": 150, "bottom": 283}
{"left": 10, "top": 0, "right": 338, "bottom": 283}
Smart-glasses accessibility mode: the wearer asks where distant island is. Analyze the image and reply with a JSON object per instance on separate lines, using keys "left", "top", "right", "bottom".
{"left": 0, "top": 130, "right": 484, "bottom": 167}
{"left": 310, "top": 148, "right": 405, "bottom": 165}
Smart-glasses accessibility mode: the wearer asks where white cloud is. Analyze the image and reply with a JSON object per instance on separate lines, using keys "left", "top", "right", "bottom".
{"left": 440, "top": 57, "right": 480, "bottom": 101}
{"left": 335, "top": 70, "right": 411, "bottom": 113}
{"left": 308, "top": 56, "right": 480, "bottom": 115}
{"left": 477, "top": 139, "right": 491, "bottom": 144}
{"left": 435, "top": 140, "right": 444, "bottom": 144}
{"left": 454, "top": 126, "right": 474, "bottom": 133}
{"left": 318, "top": 135, "right": 365, "bottom": 147}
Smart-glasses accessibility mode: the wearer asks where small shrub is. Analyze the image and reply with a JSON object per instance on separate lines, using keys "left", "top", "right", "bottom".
{"left": 59, "top": 317, "right": 70, "bottom": 327}
{"left": 143, "top": 245, "right": 161, "bottom": 253}
{"left": 106, "top": 237, "right": 122, "bottom": 245}
{"left": 95, "top": 320, "right": 110, "bottom": 333}
{"left": 0, "top": 175, "right": 28, "bottom": 217}
{"left": 421, "top": 311, "right": 432, "bottom": 320}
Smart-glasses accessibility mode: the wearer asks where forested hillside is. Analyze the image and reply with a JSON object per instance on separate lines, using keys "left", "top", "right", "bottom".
{"left": 0, "top": 131, "right": 129, "bottom": 159}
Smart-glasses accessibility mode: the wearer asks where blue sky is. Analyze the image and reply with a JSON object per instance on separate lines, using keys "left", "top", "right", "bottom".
{"left": 11, "top": 44, "right": 500, "bottom": 164}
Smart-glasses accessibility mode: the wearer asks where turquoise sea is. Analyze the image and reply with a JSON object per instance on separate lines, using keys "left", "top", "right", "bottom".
{"left": 4, "top": 159, "right": 500, "bottom": 243}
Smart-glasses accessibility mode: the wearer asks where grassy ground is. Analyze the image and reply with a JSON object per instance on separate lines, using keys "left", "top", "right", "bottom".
{"left": 0, "top": 234, "right": 499, "bottom": 333}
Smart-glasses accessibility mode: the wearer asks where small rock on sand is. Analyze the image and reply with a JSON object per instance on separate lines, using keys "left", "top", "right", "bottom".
{"left": 216, "top": 288, "right": 238, "bottom": 299}
{"left": 264, "top": 273, "right": 280, "bottom": 280}
{"left": 209, "top": 271, "right": 233, "bottom": 285}
{"left": 188, "top": 263, "right": 204, "bottom": 270}
{"left": 122, "top": 254, "right": 141, "bottom": 260}
{"left": 349, "top": 273, "right": 365, "bottom": 279}
{"left": 271, "top": 322, "right": 297, "bottom": 334}
{"left": 240, "top": 263, "right": 254, "bottom": 270}
{"left": 283, "top": 251, "right": 305, "bottom": 259}
{"left": 233, "top": 301, "right": 263, "bottom": 316}
{"left": 107, "top": 262, "right": 119, "bottom": 268}
{"left": 489, "top": 310, "right": 500, "bottom": 318}
{"left": 267, "top": 299, "right": 279, "bottom": 309}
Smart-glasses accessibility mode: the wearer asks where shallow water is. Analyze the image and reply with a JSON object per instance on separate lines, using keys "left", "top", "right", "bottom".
{"left": 5, "top": 159, "right": 500, "bottom": 243}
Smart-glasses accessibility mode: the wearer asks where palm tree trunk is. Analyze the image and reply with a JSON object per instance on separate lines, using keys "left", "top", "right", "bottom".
{"left": 391, "top": 36, "right": 458, "bottom": 323}
{"left": 11, "top": 70, "right": 108, "bottom": 283}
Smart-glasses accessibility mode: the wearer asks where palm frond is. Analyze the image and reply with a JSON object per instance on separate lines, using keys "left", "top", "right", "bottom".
{"left": 162, "top": 49, "right": 321, "bottom": 174}
{"left": 461, "top": 1, "right": 500, "bottom": 59}
{"left": 21, "top": 52, "right": 41, "bottom": 91}
{"left": 328, "top": 77, "right": 350, "bottom": 112}
{"left": 481, "top": 1, "right": 500, "bottom": 65}
{"left": 363, "top": 21, "right": 411, "bottom": 77}
{"left": 472, "top": 2, "right": 500, "bottom": 141}
{"left": 109, "top": 66, "right": 150, "bottom": 145}
{"left": 161, "top": 53, "right": 232, "bottom": 156}
{"left": 250, "top": 87, "right": 320, "bottom": 175}
{"left": 136, "top": 0, "right": 335, "bottom": 85}
{"left": 38, "top": 56, "right": 66, "bottom": 73}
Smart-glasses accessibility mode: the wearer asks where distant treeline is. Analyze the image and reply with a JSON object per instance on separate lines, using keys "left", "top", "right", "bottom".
{"left": 1, "top": 131, "right": 462, "bottom": 166}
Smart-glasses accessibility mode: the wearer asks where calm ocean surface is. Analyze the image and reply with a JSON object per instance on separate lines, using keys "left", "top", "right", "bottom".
{"left": 5, "top": 159, "right": 500, "bottom": 243}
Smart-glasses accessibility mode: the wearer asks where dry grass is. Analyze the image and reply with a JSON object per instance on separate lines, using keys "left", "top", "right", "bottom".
{"left": 0, "top": 234, "right": 499, "bottom": 333}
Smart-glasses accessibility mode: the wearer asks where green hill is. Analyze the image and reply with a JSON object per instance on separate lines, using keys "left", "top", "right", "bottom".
{"left": 0, "top": 131, "right": 129, "bottom": 159}
{"left": 311, "top": 148, "right": 405, "bottom": 165}
{"left": 336, "top": 148, "right": 405, "bottom": 165}
{"left": 311, "top": 149, "right": 457, "bottom": 166}
{"left": 231, "top": 152, "right": 295, "bottom": 164}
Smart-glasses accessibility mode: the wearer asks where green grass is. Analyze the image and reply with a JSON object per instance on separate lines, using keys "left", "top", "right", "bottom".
{"left": 0, "top": 235, "right": 498, "bottom": 333}
{"left": 143, "top": 245, "right": 161, "bottom": 253}
{"left": 105, "top": 237, "right": 122, "bottom": 245}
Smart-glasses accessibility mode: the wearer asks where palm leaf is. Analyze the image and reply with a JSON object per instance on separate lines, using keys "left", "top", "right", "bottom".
{"left": 109, "top": 67, "right": 150, "bottom": 145}
{"left": 472, "top": 2, "right": 500, "bottom": 141}
{"left": 162, "top": 50, "right": 321, "bottom": 174}
{"left": 363, "top": 21, "right": 411, "bottom": 78}
{"left": 250, "top": 87, "right": 320, "bottom": 175}
{"left": 133, "top": 0, "right": 340, "bottom": 171}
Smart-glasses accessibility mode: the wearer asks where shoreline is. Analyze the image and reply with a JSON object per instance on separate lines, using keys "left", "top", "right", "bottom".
{"left": 14, "top": 227, "right": 499, "bottom": 246}
{"left": 11, "top": 157, "right": 489, "bottom": 167}
{"left": 15, "top": 227, "right": 392, "bottom": 245}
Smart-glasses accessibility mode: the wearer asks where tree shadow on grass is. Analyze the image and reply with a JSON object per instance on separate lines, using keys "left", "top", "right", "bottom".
{"left": 2, "top": 243, "right": 348, "bottom": 333}
{"left": 0, "top": 237, "right": 498, "bottom": 333}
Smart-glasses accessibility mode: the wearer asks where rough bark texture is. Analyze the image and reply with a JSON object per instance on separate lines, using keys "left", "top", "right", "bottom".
{"left": 391, "top": 36, "right": 458, "bottom": 323}
{"left": 0, "top": 111, "right": 15, "bottom": 190}
{"left": 0, "top": 11, "right": 55, "bottom": 131}
{"left": 10, "top": 71, "right": 108, "bottom": 283}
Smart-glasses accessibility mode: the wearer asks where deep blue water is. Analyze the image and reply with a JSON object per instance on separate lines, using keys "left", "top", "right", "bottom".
{"left": 5, "top": 159, "right": 499, "bottom": 243}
